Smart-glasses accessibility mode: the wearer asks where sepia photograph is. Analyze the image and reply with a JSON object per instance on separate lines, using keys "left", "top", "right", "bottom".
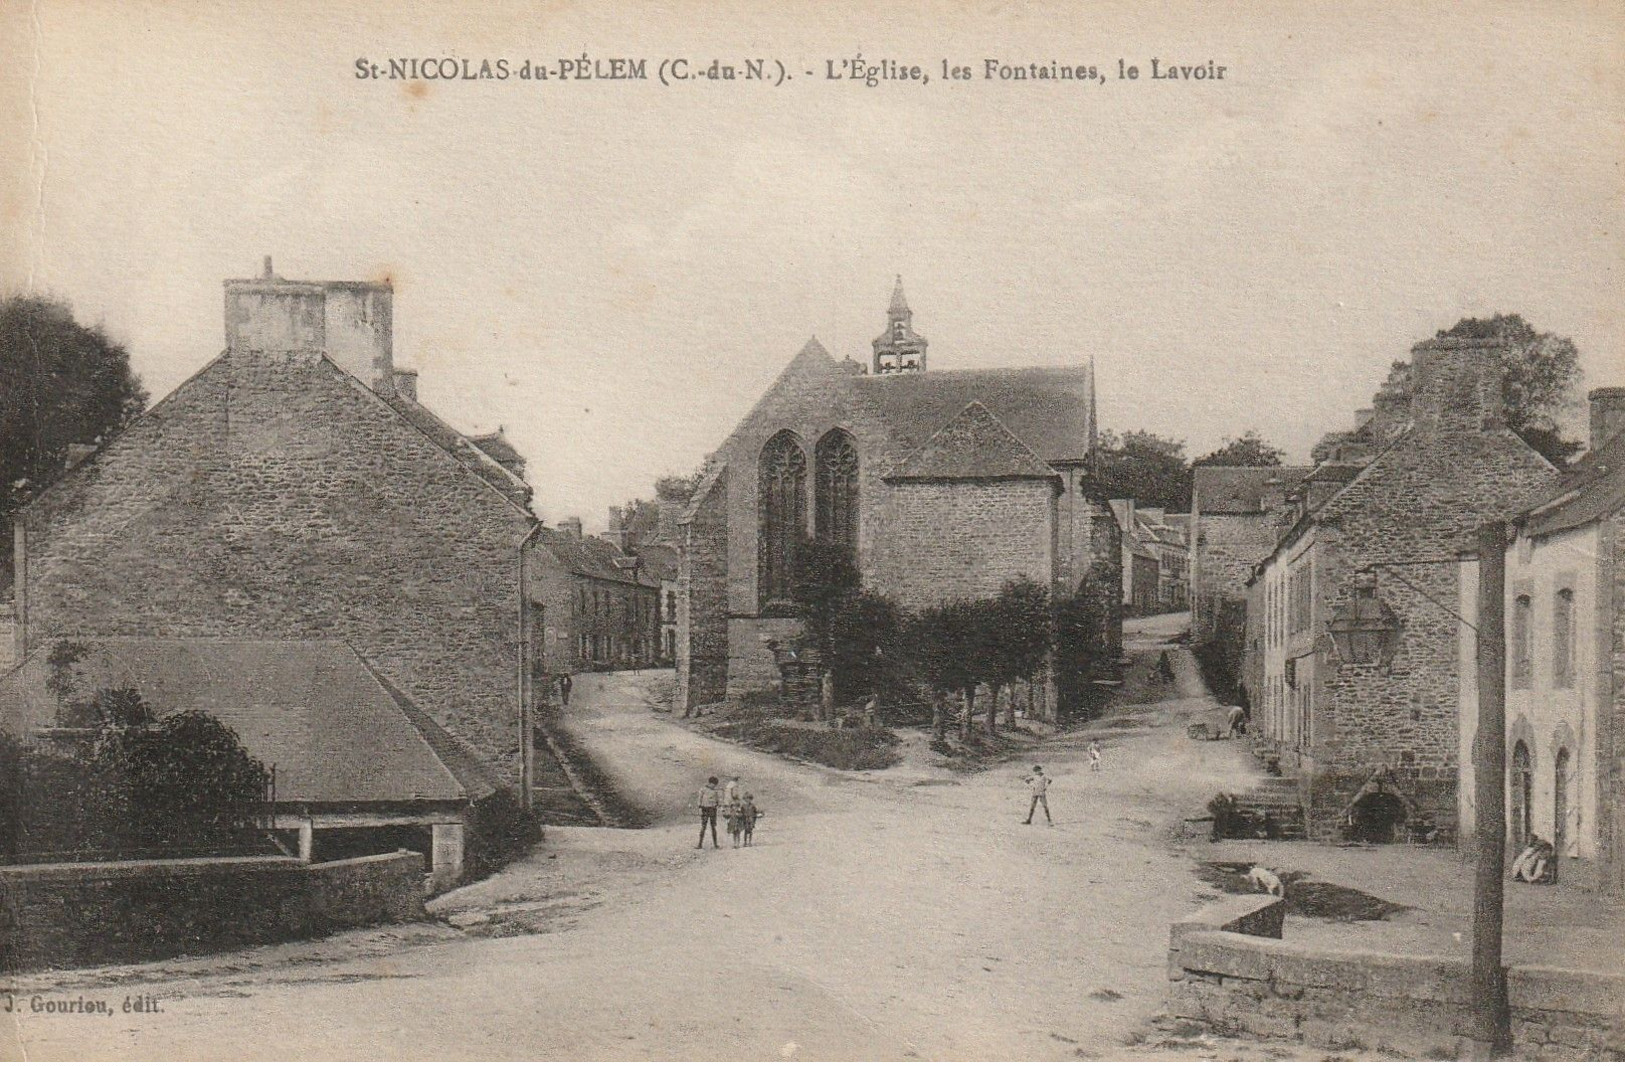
{"left": 0, "top": 0, "right": 1621, "bottom": 1059}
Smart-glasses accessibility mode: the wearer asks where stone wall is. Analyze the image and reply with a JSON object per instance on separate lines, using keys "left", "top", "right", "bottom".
{"left": 1193, "top": 513, "right": 1277, "bottom": 642}
{"left": 0, "top": 851, "right": 426, "bottom": 972}
{"left": 1302, "top": 428, "right": 1552, "bottom": 839}
{"left": 678, "top": 468, "right": 730, "bottom": 711}
{"left": 16, "top": 350, "right": 534, "bottom": 783}
{"left": 868, "top": 480, "right": 1056, "bottom": 611}
{"left": 1168, "top": 915, "right": 1625, "bottom": 1059}
{"left": 1607, "top": 507, "right": 1625, "bottom": 893}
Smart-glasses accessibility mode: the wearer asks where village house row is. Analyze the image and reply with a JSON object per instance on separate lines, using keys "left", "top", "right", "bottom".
{"left": 1188, "top": 343, "right": 1625, "bottom": 893}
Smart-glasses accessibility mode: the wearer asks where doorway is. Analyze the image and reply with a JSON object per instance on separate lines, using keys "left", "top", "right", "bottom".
{"left": 1348, "top": 791, "right": 1408, "bottom": 844}
{"left": 1553, "top": 748, "right": 1570, "bottom": 856}
{"left": 1510, "top": 740, "right": 1534, "bottom": 848}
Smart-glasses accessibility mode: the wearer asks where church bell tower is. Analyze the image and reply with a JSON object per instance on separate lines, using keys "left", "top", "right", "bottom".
{"left": 872, "top": 276, "right": 928, "bottom": 375}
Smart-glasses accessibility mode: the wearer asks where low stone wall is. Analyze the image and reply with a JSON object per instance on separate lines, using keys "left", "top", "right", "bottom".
{"left": 1168, "top": 898, "right": 1625, "bottom": 1059}
{"left": 0, "top": 850, "right": 425, "bottom": 972}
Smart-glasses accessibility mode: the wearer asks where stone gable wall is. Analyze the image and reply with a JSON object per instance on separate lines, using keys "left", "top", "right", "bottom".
{"left": 1300, "top": 428, "right": 1553, "bottom": 839}
{"left": 17, "top": 350, "right": 534, "bottom": 783}
{"left": 1193, "top": 513, "right": 1278, "bottom": 642}
{"left": 677, "top": 468, "right": 730, "bottom": 710}
{"left": 1606, "top": 509, "right": 1624, "bottom": 892}
{"left": 868, "top": 479, "right": 1056, "bottom": 611}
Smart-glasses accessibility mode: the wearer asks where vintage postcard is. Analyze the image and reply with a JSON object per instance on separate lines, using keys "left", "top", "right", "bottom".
{"left": 0, "top": 0, "right": 1621, "bottom": 1060}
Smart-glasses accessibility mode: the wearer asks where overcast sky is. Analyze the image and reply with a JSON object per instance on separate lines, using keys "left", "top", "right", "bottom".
{"left": 3, "top": 0, "right": 1620, "bottom": 528}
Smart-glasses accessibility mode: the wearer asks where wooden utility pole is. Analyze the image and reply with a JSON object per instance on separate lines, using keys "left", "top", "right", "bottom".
{"left": 1471, "top": 520, "right": 1511, "bottom": 1055}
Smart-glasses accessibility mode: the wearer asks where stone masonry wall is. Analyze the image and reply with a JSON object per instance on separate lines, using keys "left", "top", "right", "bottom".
{"left": 868, "top": 479, "right": 1056, "bottom": 611}
{"left": 0, "top": 851, "right": 425, "bottom": 972}
{"left": 1194, "top": 513, "right": 1278, "bottom": 642}
{"left": 17, "top": 350, "right": 535, "bottom": 783}
{"left": 678, "top": 468, "right": 729, "bottom": 711}
{"left": 1169, "top": 924, "right": 1625, "bottom": 1059}
{"left": 1606, "top": 508, "right": 1624, "bottom": 893}
{"left": 1303, "top": 428, "right": 1553, "bottom": 840}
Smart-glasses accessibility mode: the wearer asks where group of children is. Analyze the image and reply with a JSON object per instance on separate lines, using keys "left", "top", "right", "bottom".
{"left": 695, "top": 774, "right": 763, "bottom": 849}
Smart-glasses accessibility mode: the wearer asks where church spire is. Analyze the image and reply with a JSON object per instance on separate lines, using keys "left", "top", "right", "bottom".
{"left": 872, "top": 275, "right": 928, "bottom": 375}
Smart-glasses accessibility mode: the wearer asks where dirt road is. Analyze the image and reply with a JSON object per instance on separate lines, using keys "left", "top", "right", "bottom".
{"left": 7, "top": 613, "right": 1267, "bottom": 1060}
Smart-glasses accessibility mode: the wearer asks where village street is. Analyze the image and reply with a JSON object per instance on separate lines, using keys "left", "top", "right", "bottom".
{"left": 4, "top": 614, "right": 1270, "bottom": 1061}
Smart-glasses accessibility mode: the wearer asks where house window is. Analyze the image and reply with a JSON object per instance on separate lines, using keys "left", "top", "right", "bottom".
{"left": 1553, "top": 588, "right": 1575, "bottom": 689}
{"left": 759, "top": 431, "right": 807, "bottom": 607}
{"left": 815, "top": 429, "right": 860, "bottom": 555}
{"left": 1512, "top": 595, "right": 1533, "bottom": 689}
{"left": 665, "top": 591, "right": 677, "bottom": 622}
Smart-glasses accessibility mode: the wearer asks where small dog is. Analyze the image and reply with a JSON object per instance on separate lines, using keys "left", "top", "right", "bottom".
{"left": 1248, "top": 865, "right": 1284, "bottom": 897}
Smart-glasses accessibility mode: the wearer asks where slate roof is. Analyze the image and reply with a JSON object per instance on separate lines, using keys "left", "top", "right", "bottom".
{"left": 535, "top": 528, "right": 655, "bottom": 586}
{"left": 853, "top": 366, "right": 1094, "bottom": 464}
{"left": 1192, "top": 466, "right": 1313, "bottom": 514}
{"left": 469, "top": 430, "right": 524, "bottom": 468}
{"left": 1520, "top": 429, "right": 1625, "bottom": 539}
{"left": 382, "top": 391, "right": 531, "bottom": 507}
{"left": 0, "top": 639, "right": 492, "bottom": 806}
{"left": 634, "top": 542, "right": 680, "bottom": 583}
{"left": 886, "top": 402, "right": 1057, "bottom": 481}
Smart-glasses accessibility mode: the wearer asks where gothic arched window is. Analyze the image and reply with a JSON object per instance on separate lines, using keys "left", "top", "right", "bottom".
{"left": 759, "top": 431, "right": 807, "bottom": 607}
{"left": 815, "top": 429, "right": 860, "bottom": 556}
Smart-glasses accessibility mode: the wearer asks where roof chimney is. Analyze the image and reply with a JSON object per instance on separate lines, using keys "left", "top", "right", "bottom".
{"left": 224, "top": 263, "right": 395, "bottom": 393}
{"left": 1260, "top": 475, "right": 1287, "bottom": 513}
{"left": 1589, "top": 386, "right": 1625, "bottom": 450}
{"left": 558, "top": 516, "right": 583, "bottom": 541}
{"left": 1409, "top": 337, "right": 1504, "bottom": 434}
{"left": 655, "top": 485, "right": 690, "bottom": 545}
{"left": 1354, "top": 408, "right": 1374, "bottom": 433}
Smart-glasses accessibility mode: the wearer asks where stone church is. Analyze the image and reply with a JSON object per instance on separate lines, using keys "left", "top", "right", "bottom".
{"left": 676, "top": 280, "right": 1121, "bottom": 710}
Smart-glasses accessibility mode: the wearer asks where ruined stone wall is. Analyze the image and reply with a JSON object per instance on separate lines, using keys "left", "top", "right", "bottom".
{"left": 16, "top": 350, "right": 534, "bottom": 782}
{"left": 868, "top": 480, "right": 1056, "bottom": 611}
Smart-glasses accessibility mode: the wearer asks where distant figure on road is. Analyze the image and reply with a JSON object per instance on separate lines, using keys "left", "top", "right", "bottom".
{"left": 1088, "top": 741, "right": 1101, "bottom": 772}
{"left": 740, "top": 794, "right": 762, "bottom": 846}
{"left": 1226, "top": 705, "right": 1246, "bottom": 738}
{"left": 1023, "top": 765, "right": 1052, "bottom": 825}
{"left": 722, "top": 775, "right": 743, "bottom": 846}
{"left": 697, "top": 776, "right": 721, "bottom": 849}
{"left": 558, "top": 673, "right": 573, "bottom": 708}
{"left": 1158, "top": 650, "right": 1175, "bottom": 682}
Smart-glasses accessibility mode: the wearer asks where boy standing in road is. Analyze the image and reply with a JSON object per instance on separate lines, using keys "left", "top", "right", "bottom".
{"left": 1023, "top": 765, "right": 1052, "bottom": 825}
{"left": 697, "top": 776, "right": 721, "bottom": 849}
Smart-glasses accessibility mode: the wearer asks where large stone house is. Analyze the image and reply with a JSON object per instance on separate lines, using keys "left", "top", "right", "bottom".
{"left": 677, "top": 281, "right": 1121, "bottom": 710}
{"left": 8, "top": 263, "right": 545, "bottom": 796}
{"left": 1457, "top": 387, "right": 1625, "bottom": 891}
{"left": 1252, "top": 337, "right": 1554, "bottom": 843}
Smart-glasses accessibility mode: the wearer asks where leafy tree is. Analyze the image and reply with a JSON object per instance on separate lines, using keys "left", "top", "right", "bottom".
{"left": 789, "top": 537, "right": 860, "bottom": 720}
{"left": 986, "top": 579, "right": 1053, "bottom": 729}
{"left": 1093, "top": 429, "right": 1192, "bottom": 511}
{"left": 1380, "top": 315, "right": 1584, "bottom": 465}
{"left": 828, "top": 590, "right": 909, "bottom": 709}
{"left": 653, "top": 471, "right": 702, "bottom": 500}
{"left": 1, "top": 296, "right": 147, "bottom": 577}
{"left": 1053, "top": 562, "right": 1121, "bottom": 724}
{"left": 908, "top": 598, "right": 981, "bottom": 742}
{"left": 1194, "top": 430, "right": 1285, "bottom": 468}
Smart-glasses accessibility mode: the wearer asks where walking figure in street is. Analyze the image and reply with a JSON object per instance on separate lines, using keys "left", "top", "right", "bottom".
{"left": 1023, "top": 764, "right": 1052, "bottom": 825}
{"left": 740, "top": 794, "right": 762, "bottom": 846}
{"left": 1088, "top": 741, "right": 1101, "bottom": 772}
{"left": 1158, "top": 650, "right": 1175, "bottom": 683}
{"left": 558, "top": 672, "right": 573, "bottom": 708}
{"left": 697, "top": 776, "right": 721, "bottom": 849}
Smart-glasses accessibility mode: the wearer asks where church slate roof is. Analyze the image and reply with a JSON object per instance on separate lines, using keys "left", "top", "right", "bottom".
{"left": 0, "top": 639, "right": 489, "bottom": 806}
{"left": 1520, "top": 428, "right": 1625, "bottom": 539}
{"left": 1192, "top": 466, "right": 1314, "bottom": 514}
{"left": 853, "top": 366, "right": 1095, "bottom": 464}
{"left": 886, "top": 401, "right": 1057, "bottom": 481}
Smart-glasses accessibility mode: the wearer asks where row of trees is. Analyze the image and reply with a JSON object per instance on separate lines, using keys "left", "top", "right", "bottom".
{"left": 791, "top": 541, "right": 1118, "bottom": 740}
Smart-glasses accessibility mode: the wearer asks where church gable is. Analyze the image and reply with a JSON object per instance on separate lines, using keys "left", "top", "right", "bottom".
{"left": 886, "top": 401, "right": 1057, "bottom": 481}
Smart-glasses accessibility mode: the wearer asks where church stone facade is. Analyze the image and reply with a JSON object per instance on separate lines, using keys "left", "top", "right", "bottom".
{"left": 676, "top": 281, "right": 1121, "bottom": 710}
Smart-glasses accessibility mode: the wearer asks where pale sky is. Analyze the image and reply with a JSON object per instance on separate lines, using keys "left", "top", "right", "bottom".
{"left": 3, "top": 0, "right": 1621, "bottom": 528}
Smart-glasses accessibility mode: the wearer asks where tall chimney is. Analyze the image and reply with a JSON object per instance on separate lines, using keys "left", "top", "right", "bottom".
{"left": 1369, "top": 387, "right": 1411, "bottom": 445}
{"left": 1588, "top": 387, "right": 1625, "bottom": 450}
{"left": 224, "top": 262, "right": 395, "bottom": 393}
{"left": 1260, "top": 476, "right": 1287, "bottom": 513}
{"left": 655, "top": 487, "right": 689, "bottom": 545}
{"left": 1409, "top": 337, "right": 1504, "bottom": 434}
{"left": 1354, "top": 408, "right": 1374, "bottom": 433}
{"left": 558, "top": 516, "right": 583, "bottom": 541}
